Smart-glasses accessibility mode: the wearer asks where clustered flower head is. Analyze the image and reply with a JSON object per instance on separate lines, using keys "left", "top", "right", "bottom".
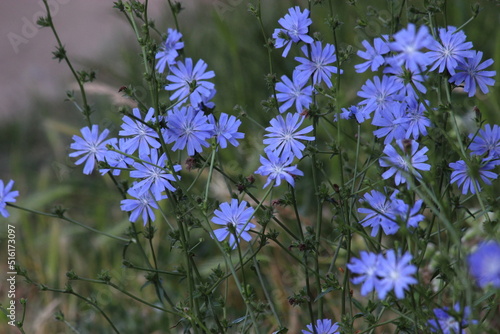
{"left": 358, "top": 189, "right": 424, "bottom": 237}
{"left": 13, "top": 6, "right": 496, "bottom": 333}
{"left": 346, "top": 23, "right": 496, "bottom": 162}
{"left": 348, "top": 249, "right": 417, "bottom": 299}
{"left": 272, "top": 6, "right": 342, "bottom": 114}
{"left": 66, "top": 29, "right": 247, "bottom": 222}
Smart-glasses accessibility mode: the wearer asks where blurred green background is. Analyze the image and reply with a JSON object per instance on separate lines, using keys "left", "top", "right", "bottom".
{"left": 1, "top": 0, "right": 500, "bottom": 333}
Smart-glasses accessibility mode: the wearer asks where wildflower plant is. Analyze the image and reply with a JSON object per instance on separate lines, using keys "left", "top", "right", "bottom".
{"left": 3, "top": 1, "right": 500, "bottom": 333}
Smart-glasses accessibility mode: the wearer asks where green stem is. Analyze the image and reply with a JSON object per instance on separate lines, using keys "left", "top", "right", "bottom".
{"left": 304, "top": 254, "right": 317, "bottom": 334}
{"left": 207, "top": 162, "right": 300, "bottom": 240}
{"left": 122, "top": 262, "right": 186, "bottom": 276}
{"left": 255, "top": 0, "right": 279, "bottom": 111}
{"left": 8, "top": 204, "right": 128, "bottom": 242}
{"left": 41, "top": 0, "right": 92, "bottom": 126}
{"left": 448, "top": 108, "right": 491, "bottom": 222}
{"left": 252, "top": 256, "right": 282, "bottom": 327}
{"left": 203, "top": 146, "right": 217, "bottom": 210}
{"left": 73, "top": 276, "right": 180, "bottom": 315}
{"left": 167, "top": 0, "right": 181, "bottom": 34}
{"left": 41, "top": 285, "right": 120, "bottom": 334}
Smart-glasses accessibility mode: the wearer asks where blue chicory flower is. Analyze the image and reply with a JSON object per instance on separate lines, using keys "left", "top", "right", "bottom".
{"left": 0, "top": 180, "right": 19, "bottom": 218}
{"left": 376, "top": 249, "right": 417, "bottom": 299}
{"left": 129, "top": 148, "right": 181, "bottom": 200}
{"left": 254, "top": 150, "right": 304, "bottom": 188}
{"left": 120, "top": 185, "right": 167, "bottom": 225}
{"left": 372, "top": 102, "right": 409, "bottom": 144}
{"left": 469, "top": 124, "right": 500, "bottom": 159}
{"left": 467, "top": 241, "right": 500, "bottom": 288}
{"left": 355, "top": 37, "right": 390, "bottom": 73}
{"left": 449, "top": 158, "right": 498, "bottom": 195}
{"left": 357, "top": 75, "right": 404, "bottom": 119}
{"left": 403, "top": 97, "right": 431, "bottom": 139}
{"left": 428, "top": 303, "right": 477, "bottom": 334}
{"left": 263, "top": 112, "right": 314, "bottom": 159}
{"left": 449, "top": 51, "right": 496, "bottom": 97}
{"left": 358, "top": 189, "right": 425, "bottom": 236}
{"left": 165, "top": 58, "right": 215, "bottom": 106}
{"left": 100, "top": 138, "right": 134, "bottom": 176}
{"left": 69, "top": 125, "right": 117, "bottom": 175}
{"left": 380, "top": 139, "right": 431, "bottom": 186}
{"left": 208, "top": 113, "right": 244, "bottom": 149}
{"left": 347, "top": 251, "right": 381, "bottom": 296}
{"left": 155, "top": 28, "right": 184, "bottom": 73}
{"left": 389, "top": 23, "right": 435, "bottom": 72}
{"left": 349, "top": 249, "right": 417, "bottom": 299}
{"left": 302, "top": 319, "right": 340, "bottom": 334}
{"left": 211, "top": 199, "right": 256, "bottom": 249}
{"left": 383, "top": 58, "right": 428, "bottom": 99}
{"left": 358, "top": 190, "right": 400, "bottom": 237}
{"left": 337, "top": 105, "right": 370, "bottom": 123}
{"left": 272, "top": 6, "right": 314, "bottom": 58}
{"left": 119, "top": 107, "right": 161, "bottom": 156}
{"left": 426, "top": 26, "right": 475, "bottom": 75}
{"left": 164, "top": 106, "right": 214, "bottom": 156}
{"left": 295, "top": 41, "right": 342, "bottom": 88}
{"left": 275, "top": 69, "right": 313, "bottom": 113}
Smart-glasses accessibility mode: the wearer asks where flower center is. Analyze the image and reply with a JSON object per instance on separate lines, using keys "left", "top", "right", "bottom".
{"left": 404, "top": 44, "right": 416, "bottom": 55}
{"left": 389, "top": 269, "right": 400, "bottom": 281}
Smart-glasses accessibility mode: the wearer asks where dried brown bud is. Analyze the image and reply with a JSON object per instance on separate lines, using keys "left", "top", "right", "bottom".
{"left": 473, "top": 106, "right": 481, "bottom": 119}
{"left": 185, "top": 157, "right": 197, "bottom": 171}
{"left": 402, "top": 139, "right": 412, "bottom": 154}
{"left": 236, "top": 183, "right": 245, "bottom": 193}
{"left": 246, "top": 175, "right": 255, "bottom": 184}
{"left": 272, "top": 199, "right": 283, "bottom": 206}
